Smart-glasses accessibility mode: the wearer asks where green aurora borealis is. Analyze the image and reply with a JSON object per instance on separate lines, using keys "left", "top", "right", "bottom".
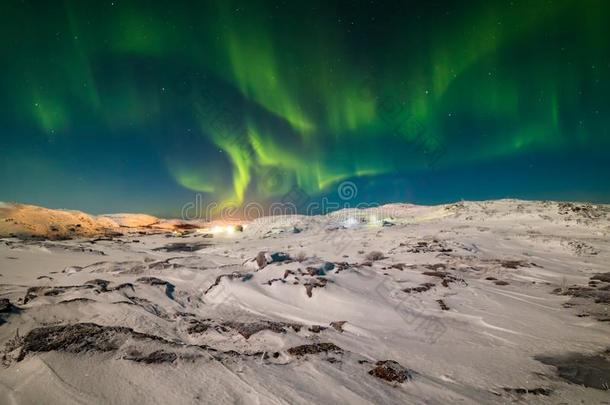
{"left": 1, "top": 0, "right": 609, "bottom": 215}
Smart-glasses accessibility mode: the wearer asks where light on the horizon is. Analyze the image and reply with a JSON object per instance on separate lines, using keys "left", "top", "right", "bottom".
{"left": 369, "top": 214, "right": 381, "bottom": 226}
{"left": 344, "top": 217, "right": 359, "bottom": 228}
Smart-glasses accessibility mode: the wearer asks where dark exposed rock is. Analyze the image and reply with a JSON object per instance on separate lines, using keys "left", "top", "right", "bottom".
{"left": 172, "top": 223, "right": 200, "bottom": 230}
{"left": 205, "top": 272, "right": 252, "bottom": 294}
{"left": 17, "top": 323, "right": 170, "bottom": 361}
{"left": 368, "top": 360, "right": 413, "bottom": 383}
{"left": 270, "top": 252, "right": 290, "bottom": 263}
{"left": 554, "top": 285, "right": 597, "bottom": 298}
{"left": 492, "top": 259, "right": 534, "bottom": 269}
{"left": 129, "top": 297, "right": 172, "bottom": 320}
{"left": 334, "top": 262, "right": 351, "bottom": 273}
{"left": 136, "top": 277, "right": 169, "bottom": 286}
{"left": 419, "top": 266, "right": 463, "bottom": 289}
{"left": 501, "top": 387, "right": 552, "bottom": 396}
{"left": 330, "top": 321, "right": 347, "bottom": 332}
{"left": 287, "top": 342, "right": 343, "bottom": 356}
{"left": 424, "top": 263, "right": 446, "bottom": 271}
{"left": 553, "top": 280, "right": 610, "bottom": 318}
{"left": 152, "top": 242, "right": 209, "bottom": 252}
{"left": 403, "top": 283, "right": 435, "bottom": 293}
{"left": 256, "top": 252, "right": 268, "bottom": 269}
{"left": 136, "top": 277, "right": 175, "bottom": 299}
{"left": 43, "top": 288, "right": 70, "bottom": 296}
{"left": 221, "top": 320, "right": 302, "bottom": 339}
{"left": 494, "top": 280, "right": 510, "bottom": 286}
{"left": 304, "top": 278, "right": 328, "bottom": 297}
{"left": 0, "top": 298, "right": 17, "bottom": 313}
{"left": 557, "top": 202, "right": 607, "bottom": 220}
{"left": 125, "top": 349, "right": 177, "bottom": 364}
{"left": 186, "top": 320, "right": 212, "bottom": 334}
{"left": 23, "top": 285, "right": 96, "bottom": 304}
{"left": 59, "top": 297, "right": 96, "bottom": 304}
{"left": 436, "top": 299, "right": 449, "bottom": 311}
{"left": 565, "top": 240, "right": 599, "bottom": 256}
{"left": 591, "top": 273, "right": 610, "bottom": 283}
{"left": 111, "top": 283, "right": 135, "bottom": 292}
{"left": 306, "top": 267, "right": 326, "bottom": 276}
{"left": 422, "top": 271, "right": 449, "bottom": 278}
{"left": 308, "top": 325, "right": 327, "bottom": 333}
{"left": 406, "top": 240, "right": 452, "bottom": 254}
{"left": 535, "top": 351, "right": 610, "bottom": 390}
{"left": 85, "top": 279, "right": 110, "bottom": 291}
{"left": 594, "top": 293, "right": 610, "bottom": 304}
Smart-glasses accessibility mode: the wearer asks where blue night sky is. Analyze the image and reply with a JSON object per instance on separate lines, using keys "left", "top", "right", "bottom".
{"left": 1, "top": 0, "right": 609, "bottom": 216}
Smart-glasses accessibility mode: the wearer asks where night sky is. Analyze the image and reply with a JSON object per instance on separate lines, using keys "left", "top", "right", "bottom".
{"left": 1, "top": 0, "right": 609, "bottom": 216}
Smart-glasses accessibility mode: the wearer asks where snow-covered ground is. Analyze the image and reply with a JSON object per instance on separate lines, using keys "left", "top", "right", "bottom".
{"left": 0, "top": 200, "right": 609, "bottom": 404}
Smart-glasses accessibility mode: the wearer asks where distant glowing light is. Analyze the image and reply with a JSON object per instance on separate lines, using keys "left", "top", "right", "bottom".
{"left": 368, "top": 215, "right": 381, "bottom": 226}
{"left": 208, "top": 224, "right": 242, "bottom": 235}
{"left": 344, "top": 217, "right": 359, "bottom": 228}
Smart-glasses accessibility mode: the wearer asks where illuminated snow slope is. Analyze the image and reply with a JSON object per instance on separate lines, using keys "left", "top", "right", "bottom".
{"left": 0, "top": 200, "right": 609, "bottom": 404}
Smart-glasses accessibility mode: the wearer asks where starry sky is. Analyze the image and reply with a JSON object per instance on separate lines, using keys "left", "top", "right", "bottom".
{"left": 1, "top": 0, "right": 609, "bottom": 216}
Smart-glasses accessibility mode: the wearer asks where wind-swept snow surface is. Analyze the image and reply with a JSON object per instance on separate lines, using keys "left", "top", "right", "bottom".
{"left": 0, "top": 200, "right": 609, "bottom": 404}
